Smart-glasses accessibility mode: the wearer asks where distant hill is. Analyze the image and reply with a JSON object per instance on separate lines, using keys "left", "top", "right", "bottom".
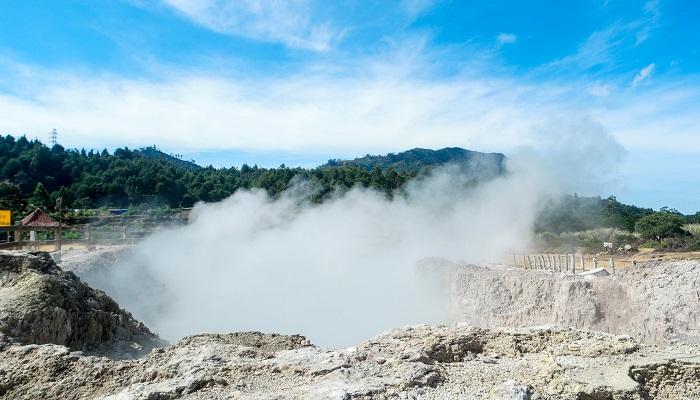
{"left": 137, "top": 146, "right": 201, "bottom": 170}
{"left": 324, "top": 147, "right": 506, "bottom": 173}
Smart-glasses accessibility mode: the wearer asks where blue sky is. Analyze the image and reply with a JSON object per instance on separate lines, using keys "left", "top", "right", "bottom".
{"left": 0, "top": 0, "right": 698, "bottom": 211}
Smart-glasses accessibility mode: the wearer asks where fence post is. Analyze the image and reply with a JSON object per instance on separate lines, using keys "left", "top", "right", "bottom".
{"left": 610, "top": 257, "right": 615, "bottom": 274}
{"left": 580, "top": 254, "right": 585, "bottom": 271}
{"left": 593, "top": 257, "right": 598, "bottom": 269}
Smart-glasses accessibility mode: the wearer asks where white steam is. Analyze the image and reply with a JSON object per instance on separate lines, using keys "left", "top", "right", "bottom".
{"left": 86, "top": 120, "right": 624, "bottom": 348}
{"left": 92, "top": 160, "right": 539, "bottom": 347}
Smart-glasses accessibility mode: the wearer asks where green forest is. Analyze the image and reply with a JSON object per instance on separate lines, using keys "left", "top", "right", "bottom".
{"left": 0, "top": 135, "right": 419, "bottom": 218}
{"left": 0, "top": 135, "right": 697, "bottom": 248}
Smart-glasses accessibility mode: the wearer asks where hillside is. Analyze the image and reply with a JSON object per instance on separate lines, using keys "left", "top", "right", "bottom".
{"left": 0, "top": 138, "right": 508, "bottom": 216}
{"left": 137, "top": 146, "right": 201, "bottom": 170}
{"left": 0, "top": 135, "right": 696, "bottom": 237}
{"left": 325, "top": 147, "right": 506, "bottom": 173}
{"left": 0, "top": 135, "right": 419, "bottom": 214}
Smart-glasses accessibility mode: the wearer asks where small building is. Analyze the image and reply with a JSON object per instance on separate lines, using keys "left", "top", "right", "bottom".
{"left": 21, "top": 208, "right": 60, "bottom": 227}
{"left": 21, "top": 208, "right": 64, "bottom": 242}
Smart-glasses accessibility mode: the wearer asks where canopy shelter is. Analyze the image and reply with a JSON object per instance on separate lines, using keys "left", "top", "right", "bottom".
{"left": 21, "top": 208, "right": 61, "bottom": 227}
{"left": 20, "top": 208, "right": 68, "bottom": 246}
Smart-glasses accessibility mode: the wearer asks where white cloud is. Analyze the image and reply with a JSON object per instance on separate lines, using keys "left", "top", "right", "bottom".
{"left": 587, "top": 82, "right": 613, "bottom": 97}
{"left": 160, "top": 0, "right": 343, "bottom": 51}
{"left": 400, "top": 0, "right": 438, "bottom": 18}
{"left": 632, "top": 63, "right": 655, "bottom": 88}
{"left": 496, "top": 33, "right": 517, "bottom": 45}
{"left": 0, "top": 52, "right": 697, "bottom": 156}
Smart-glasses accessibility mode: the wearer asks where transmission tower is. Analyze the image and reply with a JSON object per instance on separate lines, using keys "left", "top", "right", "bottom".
{"left": 49, "top": 129, "right": 58, "bottom": 147}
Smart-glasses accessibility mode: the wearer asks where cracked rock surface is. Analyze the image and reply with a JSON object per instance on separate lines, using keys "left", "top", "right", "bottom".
{"left": 0, "top": 325, "right": 699, "bottom": 399}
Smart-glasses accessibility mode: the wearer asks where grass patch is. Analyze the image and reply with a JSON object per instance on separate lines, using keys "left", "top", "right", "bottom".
{"left": 683, "top": 224, "right": 700, "bottom": 237}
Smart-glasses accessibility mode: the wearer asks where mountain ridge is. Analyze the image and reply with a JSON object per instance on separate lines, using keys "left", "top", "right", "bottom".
{"left": 137, "top": 146, "right": 201, "bottom": 170}
{"left": 324, "top": 147, "right": 506, "bottom": 173}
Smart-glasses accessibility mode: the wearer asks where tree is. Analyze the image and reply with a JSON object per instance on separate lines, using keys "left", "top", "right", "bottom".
{"left": 27, "top": 182, "right": 51, "bottom": 210}
{"left": 0, "top": 181, "right": 24, "bottom": 214}
{"left": 635, "top": 212, "right": 686, "bottom": 242}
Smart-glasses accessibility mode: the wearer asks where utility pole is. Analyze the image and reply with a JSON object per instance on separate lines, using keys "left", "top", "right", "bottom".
{"left": 55, "top": 197, "right": 63, "bottom": 252}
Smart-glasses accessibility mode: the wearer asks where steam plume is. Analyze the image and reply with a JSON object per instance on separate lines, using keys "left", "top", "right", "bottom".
{"left": 85, "top": 119, "right": 623, "bottom": 347}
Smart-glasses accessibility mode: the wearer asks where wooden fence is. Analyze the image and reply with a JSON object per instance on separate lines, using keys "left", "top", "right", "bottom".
{"left": 512, "top": 253, "right": 635, "bottom": 274}
{"left": 0, "top": 223, "right": 169, "bottom": 251}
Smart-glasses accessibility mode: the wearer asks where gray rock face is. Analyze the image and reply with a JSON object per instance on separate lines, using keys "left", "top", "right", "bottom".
{"left": 0, "top": 251, "right": 165, "bottom": 358}
{"left": 445, "top": 260, "right": 700, "bottom": 344}
{"left": 2, "top": 250, "right": 699, "bottom": 399}
{"left": 0, "top": 325, "right": 698, "bottom": 399}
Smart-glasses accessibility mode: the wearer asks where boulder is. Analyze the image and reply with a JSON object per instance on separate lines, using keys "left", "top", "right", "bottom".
{"left": 0, "top": 251, "right": 164, "bottom": 358}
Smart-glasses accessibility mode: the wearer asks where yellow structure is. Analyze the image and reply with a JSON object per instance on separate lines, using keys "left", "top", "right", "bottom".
{"left": 0, "top": 210, "right": 10, "bottom": 226}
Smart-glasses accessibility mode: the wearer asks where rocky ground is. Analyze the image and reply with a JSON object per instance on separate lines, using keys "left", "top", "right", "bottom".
{"left": 0, "top": 324, "right": 699, "bottom": 399}
{"left": 0, "top": 251, "right": 699, "bottom": 399}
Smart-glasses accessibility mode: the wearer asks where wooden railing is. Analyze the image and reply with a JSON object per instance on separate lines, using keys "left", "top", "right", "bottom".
{"left": 0, "top": 223, "right": 172, "bottom": 251}
{"left": 512, "top": 253, "right": 634, "bottom": 274}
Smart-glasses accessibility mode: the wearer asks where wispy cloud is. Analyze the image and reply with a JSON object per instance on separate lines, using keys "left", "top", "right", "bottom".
{"left": 0, "top": 49, "right": 696, "bottom": 155}
{"left": 632, "top": 63, "right": 655, "bottom": 88}
{"left": 543, "top": 2, "right": 661, "bottom": 74}
{"left": 160, "top": 0, "right": 344, "bottom": 51}
{"left": 544, "top": 24, "right": 629, "bottom": 72}
{"left": 496, "top": 33, "right": 517, "bottom": 46}
{"left": 587, "top": 82, "right": 613, "bottom": 97}
{"left": 400, "top": 0, "right": 439, "bottom": 18}
{"left": 636, "top": 0, "right": 661, "bottom": 44}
